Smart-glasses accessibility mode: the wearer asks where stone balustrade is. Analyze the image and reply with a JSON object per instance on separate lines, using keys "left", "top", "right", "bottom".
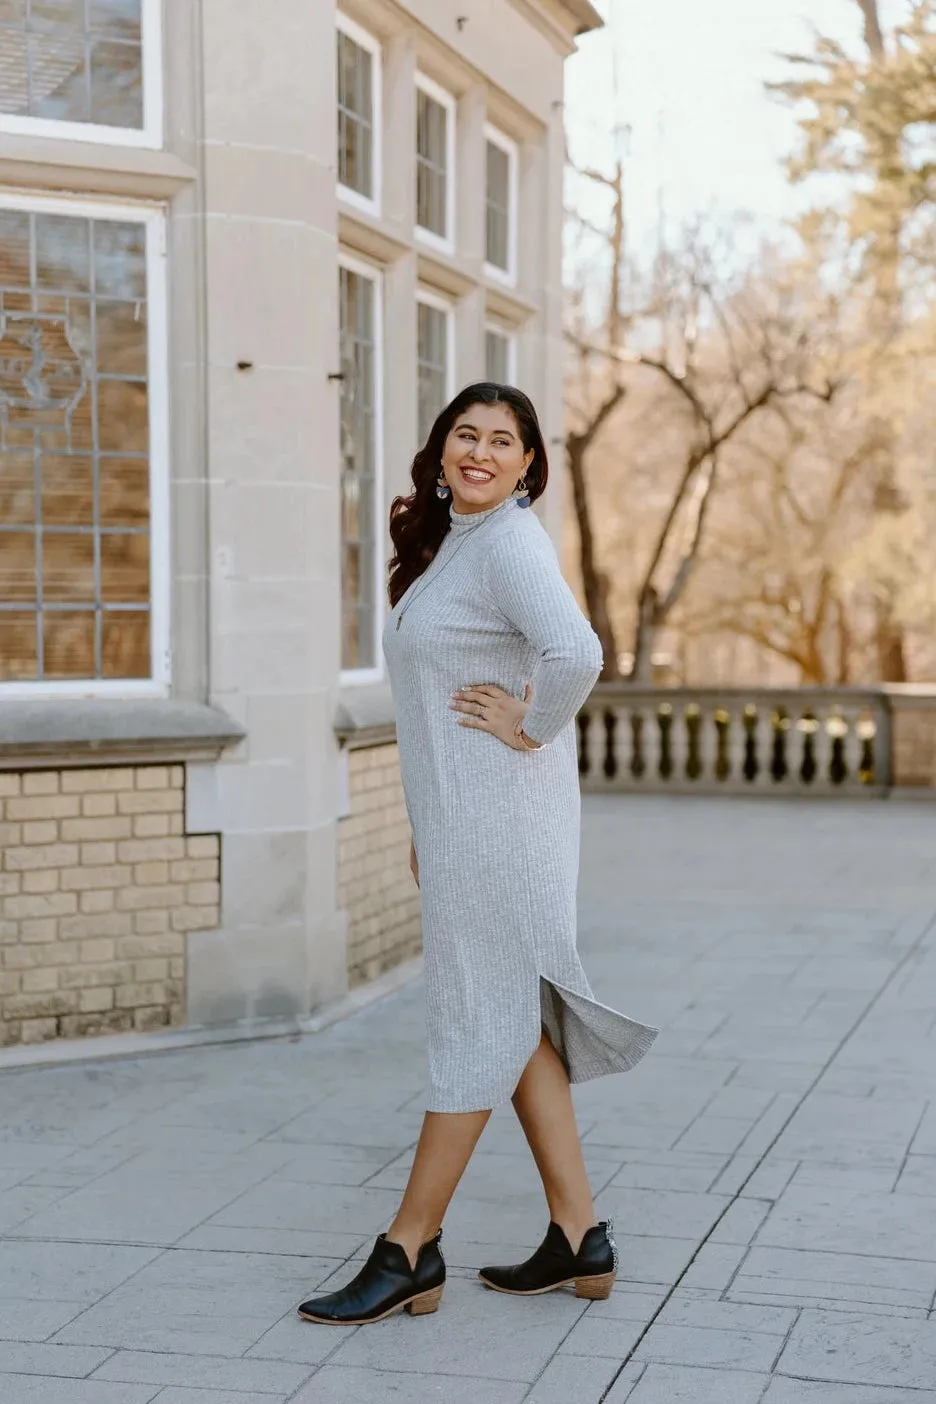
{"left": 577, "top": 685, "right": 936, "bottom": 798}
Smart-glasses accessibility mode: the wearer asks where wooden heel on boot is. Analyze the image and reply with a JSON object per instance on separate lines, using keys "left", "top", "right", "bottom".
{"left": 574, "top": 1272, "right": 616, "bottom": 1300}
{"left": 406, "top": 1284, "right": 444, "bottom": 1316}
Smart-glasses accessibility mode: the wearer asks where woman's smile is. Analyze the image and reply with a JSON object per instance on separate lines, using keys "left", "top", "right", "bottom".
{"left": 458, "top": 464, "right": 495, "bottom": 484}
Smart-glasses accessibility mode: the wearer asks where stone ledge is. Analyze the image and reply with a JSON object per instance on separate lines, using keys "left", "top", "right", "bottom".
{"left": 0, "top": 131, "right": 198, "bottom": 198}
{"left": 0, "top": 699, "right": 245, "bottom": 770}
{"left": 334, "top": 681, "right": 397, "bottom": 750}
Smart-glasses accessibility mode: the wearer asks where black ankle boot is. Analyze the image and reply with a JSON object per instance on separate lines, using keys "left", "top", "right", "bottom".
{"left": 297, "top": 1230, "right": 445, "bottom": 1325}
{"left": 479, "top": 1220, "right": 617, "bottom": 1299}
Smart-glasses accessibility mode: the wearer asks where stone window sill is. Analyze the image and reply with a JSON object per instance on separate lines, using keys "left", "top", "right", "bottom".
{"left": 0, "top": 699, "right": 245, "bottom": 771}
{"left": 0, "top": 132, "right": 197, "bottom": 199}
{"left": 334, "top": 682, "right": 397, "bottom": 750}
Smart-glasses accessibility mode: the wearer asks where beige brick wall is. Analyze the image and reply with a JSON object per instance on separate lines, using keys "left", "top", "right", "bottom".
{"left": 338, "top": 744, "right": 421, "bottom": 988}
{"left": 0, "top": 765, "right": 220, "bottom": 1047}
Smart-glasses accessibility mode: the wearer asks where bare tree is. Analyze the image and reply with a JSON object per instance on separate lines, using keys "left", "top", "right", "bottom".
{"left": 566, "top": 230, "right": 838, "bottom": 681}
{"left": 677, "top": 415, "right": 878, "bottom": 683}
{"left": 564, "top": 151, "right": 628, "bottom": 679}
{"left": 771, "top": 0, "right": 936, "bottom": 679}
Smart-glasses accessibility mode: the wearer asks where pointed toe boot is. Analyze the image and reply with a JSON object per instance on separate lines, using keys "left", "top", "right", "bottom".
{"left": 297, "top": 1230, "right": 445, "bottom": 1325}
{"left": 479, "top": 1220, "right": 616, "bottom": 1300}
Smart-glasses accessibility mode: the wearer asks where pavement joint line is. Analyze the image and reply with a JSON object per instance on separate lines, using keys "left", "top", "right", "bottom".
{"left": 760, "top": 1305, "right": 804, "bottom": 1403}
{"left": 893, "top": 1101, "right": 931, "bottom": 1190}
{"left": 595, "top": 901, "right": 936, "bottom": 1404}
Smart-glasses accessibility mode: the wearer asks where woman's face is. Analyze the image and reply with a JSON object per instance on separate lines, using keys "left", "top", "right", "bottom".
{"left": 440, "top": 402, "right": 535, "bottom": 515}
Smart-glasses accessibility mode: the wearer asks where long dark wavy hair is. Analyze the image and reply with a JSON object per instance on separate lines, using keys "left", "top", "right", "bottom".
{"left": 388, "top": 382, "right": 549, "bottom": 607}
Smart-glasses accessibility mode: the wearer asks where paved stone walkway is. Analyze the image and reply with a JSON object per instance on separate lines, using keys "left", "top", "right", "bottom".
{"left": 1, "top": 794, "right": 935, "bottom": 1404}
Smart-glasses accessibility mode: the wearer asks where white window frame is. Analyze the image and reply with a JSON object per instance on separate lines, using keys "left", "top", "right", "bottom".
{"left": 484, "top": 323, "right": 517, "bottom": 384}
{"left": 416, "top": 287, "right": 455, "bottom": 448}
{"left": 0, "top": 189, "right": 169, "bottom": 699}
{"left": 338, "top": 250, "right": 385, "bottom": 687}
{"left": 483, "top": 124, "right": 518, "bottom": 286}
{"left": 0, "top": 0, "right": 164, "bottom": 149}
{"left": 414, "top": 72, "right": 456, "bottom": 256}
{"left": 335, "top": 10, "right": 382, "bottom": 219}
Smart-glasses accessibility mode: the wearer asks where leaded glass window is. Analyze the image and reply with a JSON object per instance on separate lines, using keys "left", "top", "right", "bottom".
{"left": 416, "top": 82, "right": 450, "bottom": 241}
{"left": 339, "top": 264, "right": 380, "bottom": 673}
{"left": 417, "top": 299, "right": 448, "bottom": 446}
{"left": 0, "top": 205, "right": 155, "bottom": 682}
{"left": 0, "top": 0, "right": 144, "bottom": 131}
{"left": 336, "top": 24, "right": 374, "bottom": 201}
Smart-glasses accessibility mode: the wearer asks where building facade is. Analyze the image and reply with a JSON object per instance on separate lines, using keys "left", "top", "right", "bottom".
{"left": 0, "top": 0, "right": 600, "bottom": 1050}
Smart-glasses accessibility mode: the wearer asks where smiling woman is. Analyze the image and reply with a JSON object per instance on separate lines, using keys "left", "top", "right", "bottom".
{"left": 441, "top": 402, "right": 534, "bottom": 511}
{"left": 297, "top": 383, "right": 657, "bottom": 1326}
{"left": 387, "top": 382, "right": 548, "bottom": 610}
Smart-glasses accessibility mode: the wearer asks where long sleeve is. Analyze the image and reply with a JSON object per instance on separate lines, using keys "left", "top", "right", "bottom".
{"left": 483, "top": 520, "right": 603, "bottom": 745}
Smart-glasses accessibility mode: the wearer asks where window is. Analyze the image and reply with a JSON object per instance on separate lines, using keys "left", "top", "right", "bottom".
{"left": 416, "top": 74, "right": 454, "bottom": 249}
{"left": 336, "top": 13, "right": 380, "bottom": 214}
{"left": 339, "top": 258, "right": 382, "bottom": 677}
{"left": 0, "top": 193, "right": 168, "bottom": 694}
{"left": 484, "top": 125, "right": 517, "bottom": 283}
{"left": 416, "top": 295, "right": 451, "bottom": 445}
{"left": 485, "top": 327, "right": 516, "bottom": 384}
{"left": 0, "top": 0, "right": 163, "bottom": 147}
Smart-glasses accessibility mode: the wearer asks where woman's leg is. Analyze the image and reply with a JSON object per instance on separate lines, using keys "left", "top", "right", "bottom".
{"left": 511, "top": 1032, "right": 597, "bottom": 1252}
{"left": 386, "top": 1109, "right": 491, "bottom": 1267}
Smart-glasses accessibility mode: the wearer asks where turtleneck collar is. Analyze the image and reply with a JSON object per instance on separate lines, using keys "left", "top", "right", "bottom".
{"left": 448, "top": 496, "right": 516, "bottom": 533}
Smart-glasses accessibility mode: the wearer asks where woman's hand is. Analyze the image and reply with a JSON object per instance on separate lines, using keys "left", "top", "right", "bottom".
{"left": 409, "top": 836, "right": 420, "bottom": 889}
{"left": 449, "top": 682, "right": 540, "bottom": 750}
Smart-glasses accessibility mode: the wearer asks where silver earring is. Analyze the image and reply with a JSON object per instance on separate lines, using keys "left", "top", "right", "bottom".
{"left": 513, "top": 476, "right": 531, "bottom": 508}
{"left": 436, "top": 471, "right": 451, "bottom": 501}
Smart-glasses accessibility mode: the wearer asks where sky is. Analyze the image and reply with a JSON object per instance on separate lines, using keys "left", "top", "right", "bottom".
{"left": 564, "top": 0, "right": 905, "bottom": 266}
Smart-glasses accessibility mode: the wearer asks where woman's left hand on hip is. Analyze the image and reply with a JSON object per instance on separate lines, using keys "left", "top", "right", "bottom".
{"left": 449, "top": 682, "right": 534, "bottom": 749}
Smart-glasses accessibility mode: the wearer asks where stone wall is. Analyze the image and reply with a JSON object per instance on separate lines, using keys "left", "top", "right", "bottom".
{"left": 0, "top": 765, "right": 219, "bottom": 1047}
{"left": 888, "top": 692, "right": 936, "bottom": 790}
{"left": 338, "top": 745, "right": 421, "bottom": 988}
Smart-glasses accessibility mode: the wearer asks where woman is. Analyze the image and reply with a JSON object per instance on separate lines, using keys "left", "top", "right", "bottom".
{"left": 298, "top": 383, "right": 657, "bottom": 1326}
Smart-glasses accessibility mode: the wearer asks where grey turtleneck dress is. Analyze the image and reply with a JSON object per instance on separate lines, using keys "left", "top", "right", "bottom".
{"left": 382, "top": 495, "right": 658, "bottom": 1113}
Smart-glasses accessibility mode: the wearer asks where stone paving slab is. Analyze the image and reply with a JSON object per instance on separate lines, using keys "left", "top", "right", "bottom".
{"left": 0, "top": 795, "right": 934, "bottom": 1402}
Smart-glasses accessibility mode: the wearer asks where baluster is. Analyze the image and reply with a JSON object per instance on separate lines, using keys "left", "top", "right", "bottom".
{"left": 698, "top": 702, "right": 719, "bottom": 785}
{"left": 643, "top": 702, "right": 664, "bottom": 789}
{"left": 842, "top": 705, "right": 874, "bottom": 788}
{"left": 670, "top": 702, "right": 690, "bottom": 784}
{"left": 797, "top": 708, "right": 818, "bottom": 786}
{"left": 726, "top": 706, "right": 747, "bottom": 791}
{"left": 712, "top": 705, "right": 731, "bottom": 783}
{"left": 861, "top": 706, "right": 882, "bottom": 786}
{"left": 813, "top": 707, "right": 834, "bottom": 790}
{"left": 751, "top": 704, "right": 777, "bottom": 789}
{"left": 610, "top": 701, "right": 632, "bottom": 788}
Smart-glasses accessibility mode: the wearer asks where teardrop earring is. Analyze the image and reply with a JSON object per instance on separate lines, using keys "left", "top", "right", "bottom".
{"left": 436, "top": 471, "right": 451, "bottom": 501}
{"left": 513, "top": 476, "right": 531, "bottom": 508}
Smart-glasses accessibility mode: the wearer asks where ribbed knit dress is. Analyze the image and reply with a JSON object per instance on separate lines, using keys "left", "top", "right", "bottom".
{"left": 382, "top": 495, "right": 658, "bottom": 1113}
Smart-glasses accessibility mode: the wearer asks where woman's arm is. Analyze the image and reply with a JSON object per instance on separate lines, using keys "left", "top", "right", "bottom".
{"left": 483, "top": 522, "right": 603, "bottom": 746}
